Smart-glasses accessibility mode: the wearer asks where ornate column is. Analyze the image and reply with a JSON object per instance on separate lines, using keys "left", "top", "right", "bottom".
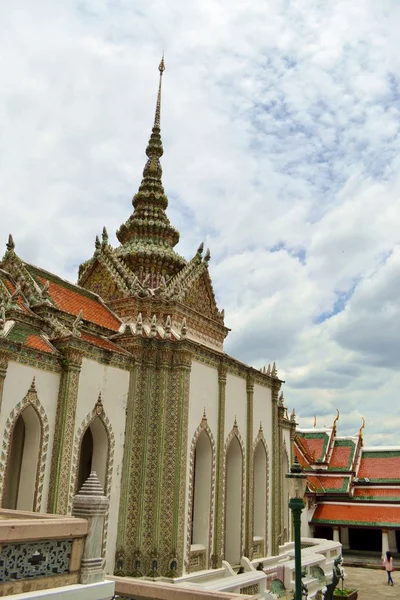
{"left": 245, "top": 375, "right": 254, "bottom": 558}
{"left": 48, "top": 346, "right": 83, "bottom": 514}
{"left": 270, "top": 382, "right": 281, "bottom": 556}
{"left": 152, "top": 348, "right": 172, "bottom": 556}
{"left": 114, "top": 361, "right": 138, "bottom": 576}
{"left": 211, "top": 364, "right": 227, "bottom": 568}
{"left": 159, "top": 346, "right": 192, "bottom": 576}
{"left": 0, "top": 350, "right": 10, "bottom": 415}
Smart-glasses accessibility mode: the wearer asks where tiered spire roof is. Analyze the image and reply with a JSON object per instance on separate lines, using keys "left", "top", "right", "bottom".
{"left": 115, "top": 57, "right": 185, "bottom": 287}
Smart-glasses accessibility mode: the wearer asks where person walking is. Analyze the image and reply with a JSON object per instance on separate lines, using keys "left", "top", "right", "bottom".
{"left": 383, "top": 550, "right": 394, "bottom": 585}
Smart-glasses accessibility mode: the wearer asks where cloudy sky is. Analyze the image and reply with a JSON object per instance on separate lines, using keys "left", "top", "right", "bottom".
{"left": 1, "top": 1, "right": 400, "bottom": 445}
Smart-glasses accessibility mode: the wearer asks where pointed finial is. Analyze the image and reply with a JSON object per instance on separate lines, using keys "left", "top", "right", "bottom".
{"left": 95, "top": 235, "right": 101, "bottom": 250}
{"left": 201, "top": 407, "right": 207, "bottom": 426}
{"left": 204, "top": 248, "right": 211, "bottom": 262}
{"left": 136, "top": 312, "right": 143, "bottom": 335}
{"left": 266, "top": 364, "right": 271, "bottom": 376}
{"left": 6, "top": 234, "right": 15, "bottom": 252}
{"left": 154, "top": 55, "right": 165, "bottom": 128}
{"left": 29, "top": 377, "right": 36, "bottom": 392}
{"left": 290, "top": 408, "right": 296, "bottom": 422}
{"left": 95, "top": 392, "right": 104, "bottom": 415}
{"left": 72, "top": 309, "right": 83, "bottom": 337}
{"left": 150, "top": 314, "right": 157, "bottom": 337}
{"left": 233, "top": 415, "right": 238, "bottom": 429}
{"left": 271, "top": 362, "right": 278, "bottom": 377}
{"left": 197, "top": 242, "right": 204, "bottom": 255}
{"left": 278, "top": 391, "right": 284, "bottom": 406}
{"left": 262, "top": 365, "right": 266, "bottom": 374}
{"left": 102, "top": 226, "right": 109, "bottom": 246}
{"left": 164, "top": 315, "right": 171, "bottom": 338}
{"left": 181, "top": 317, "right": 187, "bottom": 338}
{"left": 259, "top": 421, "right": 263, "bottom": 432}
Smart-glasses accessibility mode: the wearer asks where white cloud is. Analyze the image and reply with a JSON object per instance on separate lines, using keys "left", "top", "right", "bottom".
{"left": 1, "top": 0, "right": 400, "bottom": 444}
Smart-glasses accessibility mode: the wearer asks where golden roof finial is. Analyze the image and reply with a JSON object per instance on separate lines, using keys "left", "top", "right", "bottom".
{"left": 332, "top": 408, "right": 340, "bottom": 434}
{"left": 359, "top": 417, "right": 365, "bottom": 443}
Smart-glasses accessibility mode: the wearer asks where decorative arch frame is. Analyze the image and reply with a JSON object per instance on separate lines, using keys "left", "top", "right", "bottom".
{"left": 252, "top": 427, "right": 270, "bottom": 555}
{"left": 0, "top": 379, "right": 50, "bottom": 512}
{"left": 221, "top": 423, "right": 246, "bottom": 562}
{"left": 282, "top": 439, "right": 290, "bottom": 543}
{"left": 185, "top": 415, "right": 216, "bottom": 572}
{"left": 69, "top": 403, "right": 115, "bottom": 555}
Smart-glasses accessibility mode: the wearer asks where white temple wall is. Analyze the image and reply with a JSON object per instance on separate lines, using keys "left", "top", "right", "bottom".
{"left": 184, "top": 360, "right": 219, "bottom": 567}
{"left": 225, "top": 374, "right": 247, "bottom": 437}
{"left": 0, "top": 361, "right": 60, "bottom": 512}
{"left": 187, "top": 361, "right": 219, "bottom": 437}
{"left": 74, "top": 358, "right": 130, "bottom": 573}
{"left": 253, "top": 384, "right": 272, "bottom": 447}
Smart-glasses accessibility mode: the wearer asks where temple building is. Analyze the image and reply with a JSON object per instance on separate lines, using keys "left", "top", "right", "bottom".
{"left": 0, "top": 59, "right": 295, "bottom": 578}
{"left": 296, "top": 415, "right": 400, "bottom": 557}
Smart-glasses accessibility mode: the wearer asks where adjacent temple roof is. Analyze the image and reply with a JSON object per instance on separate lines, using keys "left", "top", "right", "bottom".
{"left": 295, "top": 414, "right": 400, "bottom": 529}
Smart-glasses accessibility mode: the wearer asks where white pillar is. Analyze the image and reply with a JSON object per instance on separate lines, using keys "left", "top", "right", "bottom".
{"left": 333, "top": 527, "right": 340, "bottom": 543}
{"left": 382, "top": 529, "right": 389, "bottom": 556}
{"left": 388, "top": 529, "right": 397, "bottom": 553}
{"left": 72, "top": 471, "right": 109, "bottom": 585}
{"left": 341, "top": 527, "right": 349, "bottom": 550}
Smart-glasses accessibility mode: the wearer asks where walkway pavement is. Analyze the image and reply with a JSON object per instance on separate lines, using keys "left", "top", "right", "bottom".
{"left": 344, "top": 565, "right": 397, "bottom": 598}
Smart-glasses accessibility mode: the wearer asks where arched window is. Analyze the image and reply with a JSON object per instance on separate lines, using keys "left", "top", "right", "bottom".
{"left": 191, "top": 430, "right": 212, "bottom": 554}
{"left": 76, "top": 417, "right": 108, "bottom": 492}
{"left": 253, "top": 441, "right": 268, "bottom": 554}
{"left": 224, "top": 436, "right": 243, "bottom": 565}
{"left": 3, "top": 405, "right": 42, "bottom": 511}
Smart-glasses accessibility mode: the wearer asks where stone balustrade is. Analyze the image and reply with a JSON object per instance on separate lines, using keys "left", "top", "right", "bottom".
{"left": 0, "top": 508, "right": 87, "bottom": 597}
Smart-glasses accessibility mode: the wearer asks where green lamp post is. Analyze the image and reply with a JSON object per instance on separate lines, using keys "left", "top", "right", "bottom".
{"left": 286, "top": 457, "right": 307, "bottom": 600}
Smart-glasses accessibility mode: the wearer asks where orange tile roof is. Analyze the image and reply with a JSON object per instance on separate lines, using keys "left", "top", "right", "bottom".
{"left": 311, "top": 503, "right": 400, "bottom": 527}
{"left": 80, "top": 332, "right": 127, "bottom": 354}
{"left": 308, "top": 475, "right": 349, "bottom": 493}
{"left": 26, "top": 334, "right": 56, "bottom": 354}
{"left": 353, "top": 488, "right": 400, "bottom": 500}
{"left": 27, "top": 267, "right": 121, "bottom": 331}
{"left": 358, "top": 451, "right": 400, "bottom": 481}
{"left": 329, "top": 440, "right": 355, "bottom": 470}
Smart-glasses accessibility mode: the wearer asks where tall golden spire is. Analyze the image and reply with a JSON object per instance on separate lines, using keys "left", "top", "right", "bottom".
{"left": 116, "top": 57, "right": 185, "bottom": 286}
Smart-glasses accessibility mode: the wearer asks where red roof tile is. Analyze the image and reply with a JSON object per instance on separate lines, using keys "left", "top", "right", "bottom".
{"left": 358, "top": 453, "right": 400, "bottom": 481}
{"left": 311, "top": 503, "right": 400, "bottom": 527}
{"left": 308, "top": 475, "right": 349, "bottom": 493}
{"left": 353, "top": 488, "right": 400, "bottom": 499}
{"left": 330, "top": 445, "right": 352, "bottom": 469}
{"left": 26, "top": 334, "right": 56, "bottom": 354}
{"left": 32, "top": 272, "right": 120, "bottom": 331}
{"left": 80, "top": 332, "right": 127, "bottom": 354}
